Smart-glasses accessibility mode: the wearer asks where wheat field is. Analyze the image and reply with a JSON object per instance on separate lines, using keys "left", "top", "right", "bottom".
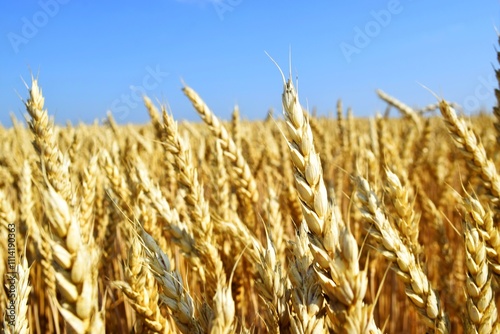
{"left": 1, "top": 43, "right": 500, "bottom": 334}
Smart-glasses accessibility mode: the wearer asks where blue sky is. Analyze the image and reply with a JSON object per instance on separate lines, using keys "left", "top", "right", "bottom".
{"left": 1, "top": 0, "right": 499, "bottom": 125}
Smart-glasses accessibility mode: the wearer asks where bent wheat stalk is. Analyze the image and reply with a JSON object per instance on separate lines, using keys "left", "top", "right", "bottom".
{"left": 356, "top": 175, "right": 449, "bottom": 333}
{"left": 113, "top": 229, "right": 169, "bottom": 334}
{"left": 376, "top": 89, "right": 422, "bottom": 130}
{"left": 138, "top": 224, "right": 204, "bottom": 334}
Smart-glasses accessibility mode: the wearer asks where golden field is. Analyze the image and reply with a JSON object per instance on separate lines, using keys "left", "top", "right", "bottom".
{"left": 1, "top": 58, "right": 500, "bottom": 333}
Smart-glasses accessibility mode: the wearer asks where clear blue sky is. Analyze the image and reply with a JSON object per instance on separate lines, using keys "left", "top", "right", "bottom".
{"left": 1, "top": 0, "right": 499, "bottom": 125}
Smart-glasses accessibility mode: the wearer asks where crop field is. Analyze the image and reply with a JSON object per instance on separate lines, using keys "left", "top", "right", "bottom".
{"left": 2, "top": 46, "right": 500, "bottom": 334}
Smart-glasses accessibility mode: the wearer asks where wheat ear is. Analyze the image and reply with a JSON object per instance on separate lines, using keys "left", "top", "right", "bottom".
{"left": 439, "top": 100, "right": 500, "bottom": 205}
{"left": 182, "top": 85, "right": 259, "bottom": 204}
{"left": 255, "top": 227, "right": 289, "bottom": 333}
{"left": 163, "top": 109, "right": 237, "bottom": 332}
{"left": 384, "top": 169, "right": 421, "bottom": 255}
{"left": 376, "top": 89, "right": 422, "bottom": 130}
{"left": 288, "top": 222, "right": 326, "bottom": 333}
{"left": 214, "top": 140, "right": 230, "bottom": 221}
{"left": 24, "top": 77, "right": 73, "bottom": 203}
{"left": 280, "top": 73, "right": 377, "bottom": 332}
{"left": 356, "top": 175, "right": 450, "bottom": 333}
{"left": 79, "top": 154, "right": 98, "bottom": 244}
{"left": 143, "top": 95, "right": 165, "bottom": 142}
{"left": 113, "top": 228, "right": 169, "bottom": 333}
{"left": 138, "top": 224, "right": 204, "bottom": 334}
{"left": 462, "top": 196, "right": 499, "bottom": 333}
{"left": 231, "top": 104, "right": 242, "bottom": 149}
{"left": 132, "top": 156, "right": 214, "bottom": 318}
{"left": 462, "top": 195, "right": 500, "bottom": 281}
{"left": 43, "top": 182, "right": 103, "bottom": 334}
